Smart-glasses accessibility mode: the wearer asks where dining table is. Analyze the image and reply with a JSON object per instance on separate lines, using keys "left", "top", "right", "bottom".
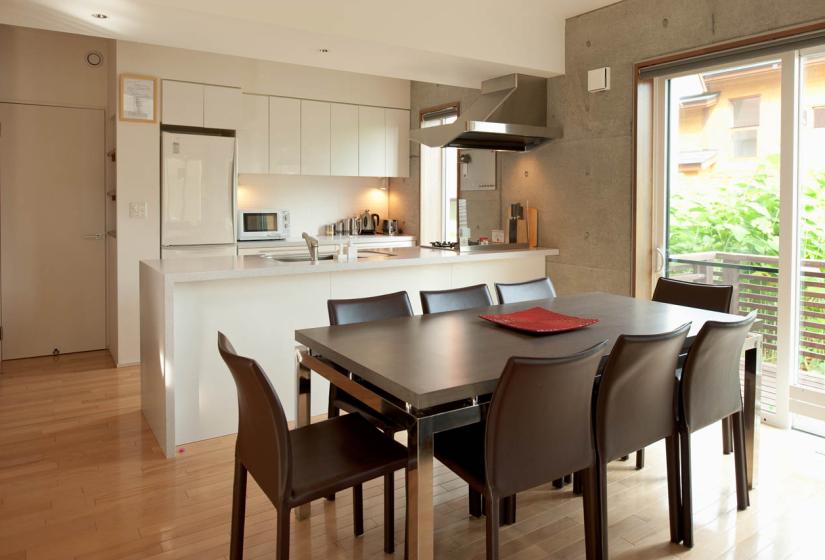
{"left": 294, "top": 291, "right": 763, "bottom": 560}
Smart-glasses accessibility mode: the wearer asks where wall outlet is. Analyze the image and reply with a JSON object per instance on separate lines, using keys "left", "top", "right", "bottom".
{"left": 129, "top": 202, "right": 147, "bottom": 219}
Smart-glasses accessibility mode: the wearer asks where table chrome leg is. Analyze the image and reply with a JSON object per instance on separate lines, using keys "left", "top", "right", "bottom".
{"left": 743, "top": 337, "right": 762, "bottom": 490}
{"left": 295, "top": 351, "right": 312, "bottom": 520}
{"left": 406, "top": 417, "right": 435, "bottom": 560}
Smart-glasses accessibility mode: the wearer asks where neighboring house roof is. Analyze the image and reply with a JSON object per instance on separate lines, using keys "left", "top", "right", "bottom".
{"left": 678, "top": 149, "right": 718, "bottom": 172}
{"left": 680, "top": 92, "right": 720, "bottom": 109}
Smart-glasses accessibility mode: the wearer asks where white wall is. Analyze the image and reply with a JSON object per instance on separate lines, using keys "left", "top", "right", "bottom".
{"left": 237, "top": 175, "right": 389, "bottom": 236}
{"left": 115, "top": 40, "right": 410, "bottom": 365}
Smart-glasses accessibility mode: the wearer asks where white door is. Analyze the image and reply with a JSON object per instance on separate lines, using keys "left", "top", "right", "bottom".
{"left": 161, "top": 132, "right": 236, "bottom": 247}
{"left": 0, "top": 103, "right": 105, "bottom": 359}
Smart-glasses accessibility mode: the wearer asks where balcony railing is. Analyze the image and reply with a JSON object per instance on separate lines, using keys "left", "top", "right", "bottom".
{"left": 668, "top": 251, "right": 825, "bottom": 414}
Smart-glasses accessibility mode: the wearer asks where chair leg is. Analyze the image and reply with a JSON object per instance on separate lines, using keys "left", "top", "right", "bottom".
{"left": 680, "top": 429, "right": 694, "bottom": 548}
{"left": 353, "top": 483, "right": 364, "bottom": 536}
{"left": 722, "top": 416, "right": 733, "bottom": 455}
{"left": 732, "top": 412, "right": 750, "bottom": 511}
{"left": 468, "top": 487, "right": 483, "bottom": 518}
{"left": 595, "top": 461, "right": 609, "bottom": 559}
{"left": 230, "top": 460, "right": 247, "bottom": 560}
{"left": 485, "top": 494, "right": 500, "bottom": 560}
{"left": 636, "top": 448, "right": 645, "bottom": 470}
{"left": 665, "top": 435, "right": 682, "bottom": 544}
{"left": 500, "top": 495, "right": 516, "bottom": 526}
{"left": 276, "top": 506, "right": 290, "bottom": 560}
{"left": 384, "top": 473, "right": 395, "bottom": 553}
{"left": 619, "top": 455, "right": 629, "bottom": 461}
{"left": 581, "top": 465, "right": 603, "bottom": 560}
{"left": 573, "top": 470, "right": 583, "bottom": 496}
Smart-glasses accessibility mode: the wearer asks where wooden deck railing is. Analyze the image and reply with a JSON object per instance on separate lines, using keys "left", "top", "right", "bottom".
{"left": 668, "top": 251, "right": 825, "bottom": 413}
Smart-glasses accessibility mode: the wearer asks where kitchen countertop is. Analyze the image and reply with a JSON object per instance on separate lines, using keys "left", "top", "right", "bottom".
{"left": 141, "top": 246, "right": 559, "bottom": 284}
{"left": 237, "top": 234, "right": 416, "bottom": 249}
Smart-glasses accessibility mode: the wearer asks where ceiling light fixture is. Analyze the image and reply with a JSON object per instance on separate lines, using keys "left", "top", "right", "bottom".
{"left": 91, "top": 13, "right": 108, "bottom": 19}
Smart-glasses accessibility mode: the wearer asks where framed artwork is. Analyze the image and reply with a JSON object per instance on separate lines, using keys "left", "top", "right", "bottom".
{"left": 119, "top": 74, "right": 157, "bottom": 123}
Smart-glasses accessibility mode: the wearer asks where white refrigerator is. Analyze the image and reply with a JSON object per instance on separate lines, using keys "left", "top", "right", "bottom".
{"left": 161, "top": 131, "right": 237, "bottom": 259}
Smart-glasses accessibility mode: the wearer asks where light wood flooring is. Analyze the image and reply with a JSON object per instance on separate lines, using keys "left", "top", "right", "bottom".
{"left": 1, "top": 351, "right": 824, "bottom": 559}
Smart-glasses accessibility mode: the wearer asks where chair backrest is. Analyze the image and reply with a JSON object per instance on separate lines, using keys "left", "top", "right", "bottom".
{"left": 681, "top": 311, "right": 757, "bottom": 432}
{"left": 594, "top": 323, "right": 691, "bottom": 462}
{"left": 484, "top": 341, "right": 607, "bottom": 497}
{"left": 652, "top": 277, "right": 733, "bottom": 313}
{"left": 495, "top": 277, "right": 557, "bottom": 304}
{"left": 218, "top": 332, "right": 291, "bottom": 506}
{"left": 420, "top": 284, "right": 493, "bottom": 314}
{"left": 327, "top": 290, "right": 414, "bottom": 326}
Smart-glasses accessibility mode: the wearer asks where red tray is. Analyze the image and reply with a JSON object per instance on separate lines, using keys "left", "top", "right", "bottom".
{"left": 480, "top": 306, "right": 598, "bottom": 334}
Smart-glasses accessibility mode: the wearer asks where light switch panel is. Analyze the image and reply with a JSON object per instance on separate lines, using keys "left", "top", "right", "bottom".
{"left": 129, "top": 201, "right": 147, "bottom": 219}
{"left": 587, "top": 67, "right": 611, "bottom": 93}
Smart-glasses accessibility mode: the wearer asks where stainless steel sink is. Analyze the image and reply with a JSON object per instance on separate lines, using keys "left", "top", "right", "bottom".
{"left": 267, "top": 253, "right": 336, "bottom": 262}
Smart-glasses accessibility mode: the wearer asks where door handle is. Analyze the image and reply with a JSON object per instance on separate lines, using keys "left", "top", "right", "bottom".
{"left": 655, "top": 247, "right": 666, "bottom": 273}
{"left": 82, "top": 233, "right": 104, "bottom": 240}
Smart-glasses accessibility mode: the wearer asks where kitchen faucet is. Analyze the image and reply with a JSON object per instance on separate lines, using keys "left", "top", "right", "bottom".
{"left": 302, "top": 232, "right": 319, "bottom": 262}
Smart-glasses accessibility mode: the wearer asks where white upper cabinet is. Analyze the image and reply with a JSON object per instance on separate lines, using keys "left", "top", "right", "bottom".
{"left": 358, "top": 106, "right": 386, "bottom": 177}
{"left": 238, "top": 94, "right": 269, "bottom": 174}
{"left": 385, "top": 108, "right": 410, "bottom": 178}
{"left": 300, "top": 100, "right": 331, "bottom": 176}
{"left": 269, "top": 96, "right": 301, "bottom": 175}
{"left": 330, "top": 103, "right": 359, "bottom": 176}
{"left": 204, "top": 85, "right": 241, "bottom": 130}
{"left": 162, "top": 80, "right": 203, "bottom": 127}
{"left": 162, "top": 81, "right": 241, "bottom": 130}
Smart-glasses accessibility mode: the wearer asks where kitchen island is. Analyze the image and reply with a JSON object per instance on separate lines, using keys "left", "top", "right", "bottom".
{"left": 140, "top": 246, "right": 558, "bottom": 456}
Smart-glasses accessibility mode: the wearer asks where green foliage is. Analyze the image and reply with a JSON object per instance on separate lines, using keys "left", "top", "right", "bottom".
{"left": 669, "top": 155, "right": 825, "bottom": 260}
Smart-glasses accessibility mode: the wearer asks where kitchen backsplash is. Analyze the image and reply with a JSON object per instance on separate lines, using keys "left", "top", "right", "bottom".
{"left": 237, "top": 175, "right": 389, "bottom": 237}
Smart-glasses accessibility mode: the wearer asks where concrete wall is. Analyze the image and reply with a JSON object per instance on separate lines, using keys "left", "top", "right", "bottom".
{"left": 115, "top": 41, "right": 410, "bottom": 365}
{"left": 499, "top": 0, "right": 825, "bottom": 296}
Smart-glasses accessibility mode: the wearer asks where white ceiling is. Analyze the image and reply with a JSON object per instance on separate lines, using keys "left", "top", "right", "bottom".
{"left": 0, "top": 0, "right": 619, "bottom": 87}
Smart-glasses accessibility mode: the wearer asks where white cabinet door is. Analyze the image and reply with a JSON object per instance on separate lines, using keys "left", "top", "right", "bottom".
{"left": 162, "top": 80, "right": 204, "bottom": 126}
{"left": 331, "top": 103, "right": 359, "bottom": 176}
{"left": 300, "top": 100, "right": 331, "bottom": 176}
{"left": 358, "top": 106, "right": 386, "bottom": 177}
{"left": 238, "top": 94, "right": 269, "bottom": 174}
{"left": 204, "top": 85, "right": 241, "bottom": 130}
{"left": 385, "top": 108, "right": 410, "bottom": 178}
{"left": 269, "top": 96, "right": 301, "bottom": 175}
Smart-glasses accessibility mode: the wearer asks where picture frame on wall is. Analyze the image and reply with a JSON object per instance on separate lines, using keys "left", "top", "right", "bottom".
{"left": 119, "top": 74, "right": 157, "bottom": 123}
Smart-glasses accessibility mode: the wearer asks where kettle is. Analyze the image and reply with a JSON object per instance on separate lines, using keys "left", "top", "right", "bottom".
{"left": 358, "top": 209, "right": 380, "bottom": 235}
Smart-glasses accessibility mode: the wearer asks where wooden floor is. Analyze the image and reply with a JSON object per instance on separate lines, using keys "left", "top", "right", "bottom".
{"left": 1, "top": 352, "right": 824, "bottom": 560}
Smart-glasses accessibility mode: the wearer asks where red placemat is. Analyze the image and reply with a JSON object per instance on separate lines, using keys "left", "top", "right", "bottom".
{"left": 480, "top": 306, "right": 598, "bottom": 334}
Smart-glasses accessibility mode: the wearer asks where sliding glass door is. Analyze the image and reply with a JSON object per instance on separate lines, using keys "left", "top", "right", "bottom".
{"left": 657, "top": 47, "right": 825, "bottom": 429}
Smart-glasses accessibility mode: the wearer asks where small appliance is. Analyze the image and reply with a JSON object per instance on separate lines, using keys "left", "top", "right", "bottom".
{"left": 382, "top": 219, "right": 399, "bottom": 235}
{"left": 358, "top": 209, "right": 380, "bottom": 235}
{"left": 237, "top": 209, "right": 290, "bottom": 241}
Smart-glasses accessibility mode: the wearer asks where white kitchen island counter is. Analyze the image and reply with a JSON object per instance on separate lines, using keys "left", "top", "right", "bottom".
{"left": 140, "top": 246, "right": 558, "bottom": 456}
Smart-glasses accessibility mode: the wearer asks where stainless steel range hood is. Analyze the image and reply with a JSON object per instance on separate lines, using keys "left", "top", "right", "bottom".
{"left": 410, "top": 73, "right": 561, "bottom": 152}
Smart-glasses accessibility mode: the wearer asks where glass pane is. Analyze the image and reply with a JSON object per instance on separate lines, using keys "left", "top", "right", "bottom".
{"left": 796, "top": 51, "right": 825, "bottom": 404}
{"left": 666, "top": 59, "right": 782, "bottom": 413}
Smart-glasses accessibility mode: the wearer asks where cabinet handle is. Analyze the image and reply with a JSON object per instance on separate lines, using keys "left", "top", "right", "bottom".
{"left": 82, "top": 233, "right": 104, "bottom": 240}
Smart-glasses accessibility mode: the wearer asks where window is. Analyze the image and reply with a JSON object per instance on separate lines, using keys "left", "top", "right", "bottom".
{"left": 731, "top": 95, "right": 761, "bottom": 128}
{"left": 732, "top": 129, "right": 758, "bottom": 157}
{"left": 419, "top": 103, "right": 459, "bottom": 244}
{"left": 813, "top": 106, "right": 825, "bottom": 128}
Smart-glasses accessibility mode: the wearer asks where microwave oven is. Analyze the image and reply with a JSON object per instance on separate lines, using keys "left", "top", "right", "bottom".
{"left": 237, "top": 209, "right": 290, "bottom": 241}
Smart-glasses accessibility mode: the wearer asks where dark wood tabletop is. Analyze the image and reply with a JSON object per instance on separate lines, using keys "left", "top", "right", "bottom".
{"left": 295, "top": 292, "right": 741, "bottom": 410}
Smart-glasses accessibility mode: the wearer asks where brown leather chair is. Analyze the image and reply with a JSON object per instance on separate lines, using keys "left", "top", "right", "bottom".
{"left": 433, "top": 342, "right": 608, "bottom": 560}
{"left": 325, "top": 291, "right": 413, "bottom": 511}
{"left": 678, "top": 311, "right": 756, "bottom": 547}
{"left": 629, "top": 277, "right": 736, "bottom": 470}
{"left": 592, "top": 323, "right": 690, "bottom": 556}
{"left": 218, "top": 332, "right": 409, "bottom": 559}
{"left": 494, "top": 277, "right": 557, "bottom": 303}
{"left": 420, "top": 283, "right": 493, "bottom": 314}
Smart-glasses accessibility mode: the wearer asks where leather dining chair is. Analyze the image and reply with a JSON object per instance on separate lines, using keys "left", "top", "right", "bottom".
{"left": 325, "top": 290, "right": 413, "bottom": 532}
{"left": 628, "top": 277, "right": 736, "bottom": 470}
{"left": 592, "top": 323, "right": 690, "bottom": 556}
{"left": 218, "top": 332, "right": 409, "bottom": 560}
{"left": 494, "top": 277, "right": 557, "bottom": 304}
{"left": 678, "top": 311, "right": 756, "bottom": 547}
{"left": 419, "top": 283, "right": 493, "bottom": 314}
{"left": 433, "top": 342, "right": 608, "bottom": 560}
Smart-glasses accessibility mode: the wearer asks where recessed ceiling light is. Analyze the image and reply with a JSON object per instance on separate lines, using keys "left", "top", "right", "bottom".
{"left": 91, "top": 13, "right": 108, "bottom": 19}
{"left": 319, "top": 48, "right": 329, "bottom": 53}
